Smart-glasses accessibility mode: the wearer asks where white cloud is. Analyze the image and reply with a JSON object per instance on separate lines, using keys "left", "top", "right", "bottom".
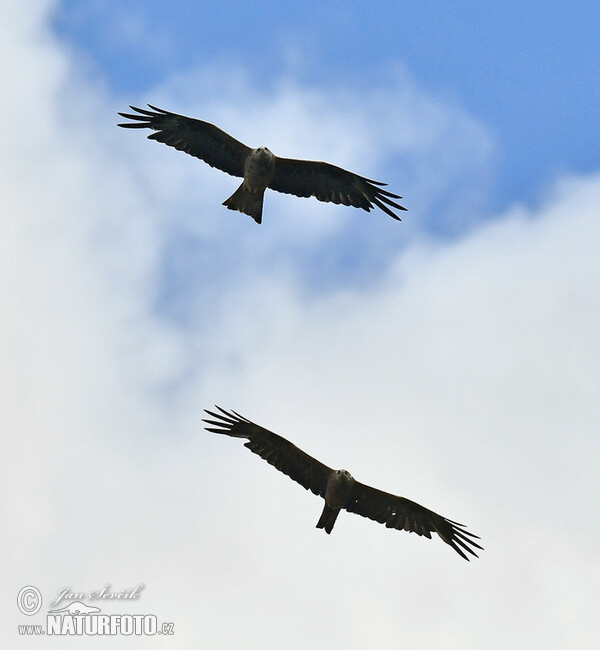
{"left": 2, "top": 2, "right": 599, "bottom": 648}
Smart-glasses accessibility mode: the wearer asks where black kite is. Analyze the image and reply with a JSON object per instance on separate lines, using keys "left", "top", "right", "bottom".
{"left": 203, "top": 407, "right": 482, "bottom": 560}
{"left": 118, "top": 105, "right": 407, "bottom": 224}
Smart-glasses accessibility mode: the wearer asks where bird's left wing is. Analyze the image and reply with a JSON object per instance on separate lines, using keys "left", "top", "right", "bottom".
{"left": 269, "top": 157, "right": 407, "bottom": 220}
{"left": 345, "top": 481, "right": 483, "bottom": 560}
{"left": 118, "top": 105, "right": 251, "bottom": 178}
{"left": 203, "top": 407, "right": 332, "bottom": 498}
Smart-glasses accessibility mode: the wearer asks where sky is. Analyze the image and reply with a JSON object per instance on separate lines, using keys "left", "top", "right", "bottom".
{"left": 2, "top": 1, "right": 600, "bottom": 648}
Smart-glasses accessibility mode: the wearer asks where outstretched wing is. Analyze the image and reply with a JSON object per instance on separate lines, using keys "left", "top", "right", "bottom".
{"left": 118, "top": 105, "right": 251, "bottom": 178}
{"left": 269, "top": 157, "right": 407, "bottom": 220}
{"left": 203, "top": 407, "right": 332, "bottom": 498}
{"left": 346, "top": 481, "right": 483, "bottom": 561}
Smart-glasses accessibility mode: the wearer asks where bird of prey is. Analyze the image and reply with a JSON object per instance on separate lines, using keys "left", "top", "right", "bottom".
{"left": 118, "top": 105, "right": 407, "bottom": 224}
{"left": 203, "top": 407, "right": 482, "bottom": 561}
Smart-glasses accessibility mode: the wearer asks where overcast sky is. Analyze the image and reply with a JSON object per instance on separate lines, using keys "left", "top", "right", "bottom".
{"left": 3, "top": 1, "right": 600, "bottom": 648}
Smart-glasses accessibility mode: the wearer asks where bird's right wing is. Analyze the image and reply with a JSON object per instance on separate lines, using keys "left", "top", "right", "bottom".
{"left": 203, "top": 407, "right": 333, "bottom": 498}
{"left": 118, "top": 105, "right": 251, "bottom": 178}
{"left": 345, "top": 481, "right": 483, "bottom": 560}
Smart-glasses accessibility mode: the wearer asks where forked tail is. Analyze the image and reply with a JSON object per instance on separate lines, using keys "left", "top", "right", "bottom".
{"left": 222, "top": 183, "right": 264, "bottom": 224}
{"left": 316, "top": 505, "right": 340, "bottom": 534}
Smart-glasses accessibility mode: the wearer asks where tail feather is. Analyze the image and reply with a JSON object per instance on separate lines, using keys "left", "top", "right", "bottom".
{"left": 222, "top": 183, "right": 264, "bottom": 224}
{"left": 316, "top": 505, "right": 340, "bottom": 534}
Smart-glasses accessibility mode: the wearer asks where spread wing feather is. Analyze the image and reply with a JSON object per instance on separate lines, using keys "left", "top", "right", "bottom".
{"left": 203, "top": 407, "right": 332, "bottom": 498}
{"left": 117, "top": 105, "right": 251, "bottom": 178}
{"left": 346, "top": 481, "right": 483, "bottom": 560}
{"left": 270, "top": 157, "right": 407, "bottom": 220}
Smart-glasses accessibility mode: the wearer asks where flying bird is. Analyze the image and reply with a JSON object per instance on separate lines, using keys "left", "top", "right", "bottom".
{"left": 118, "top": 105, "right": 407, "bottom": 224}
{"left": 203, "top": 407, "right": 482, "bottom": 561}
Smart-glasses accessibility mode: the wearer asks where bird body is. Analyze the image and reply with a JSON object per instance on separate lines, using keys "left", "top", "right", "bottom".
{"left": 203, "top": 407, "right": 483, "bottom": 560}
{"left": 222, "top": 147, "right": 276, "bottom": 222}
{"left": 317, "top": 469, "right": 356, "bottom": 533}
{"left": 118, "top": 105, "right": 407, "bottom": 224}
